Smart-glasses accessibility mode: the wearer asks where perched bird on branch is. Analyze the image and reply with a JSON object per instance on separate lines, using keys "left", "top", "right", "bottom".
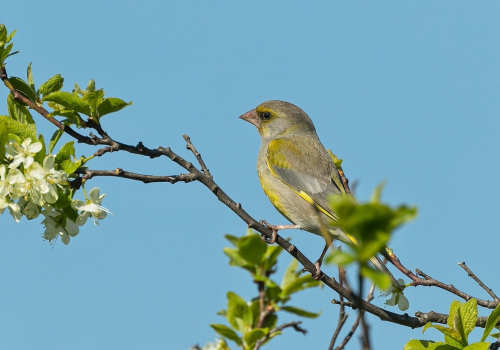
{"left": 240, "top": 100, "right": 395, "bottom": 282}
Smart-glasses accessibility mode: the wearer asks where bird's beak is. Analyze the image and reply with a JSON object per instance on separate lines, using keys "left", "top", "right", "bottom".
{"left": 239, "top": 109, "right": 260, "bottom": 128}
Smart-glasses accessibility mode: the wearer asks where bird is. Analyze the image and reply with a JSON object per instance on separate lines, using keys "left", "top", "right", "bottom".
{"left": 240, "top": 100, "right": 395, "bottom": 281}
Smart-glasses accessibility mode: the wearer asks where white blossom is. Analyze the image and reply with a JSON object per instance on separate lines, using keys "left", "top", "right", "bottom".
{"left": 30, "top": 155, "right": 67, "bottom": 204}
{"left": 5, "top": 168, "right": 26, "bottom": 200}
{"left": 0, "top": 165, "right": 9, "bottom": 197}
{"left": 6, "top": 138, "right": 43, "bottom": 169}
{"left": 73, "top": 187, "right": 111, "bottom": 226}
{"left": 384, "top": 279, "right": 409, "bottom": 311}
{"left": 17, "top": 197, "right": 41, "bottom": 220}
{"left": 23, "top": 162, "right": 45, "bottom": 206}
{"left": 41, "top": 206, "right": 79, "bottom": 245}
{"left": 0, "top": 195, "right": 22, "bottom": 222}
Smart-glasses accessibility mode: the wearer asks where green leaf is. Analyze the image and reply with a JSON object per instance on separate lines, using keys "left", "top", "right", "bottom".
{"left": 463, "top": 343, "right": 490, "bottom": 350}
{"left": 243, "top": 328, "right": 268, "bottom": 350}
{"left": 7, "top": 94, "right": 35, "bottom": 124}
{"left": 460, "top": 299, "right": 478, "bottom": 341}
{"left": 38, "top": 74, "right": 64, "bottom": 99}
{"left": 224, "top": 234, "right": 239, "bottom": 247}
{"left": 8, "top": 76, "right": 37, "bottom": 102}
{"left": 223, "top": 247, "right": 256, "bottom": 274}
{"left": 61, "top": 201, "right": 78, "bottom": 222}
{"left": 237, "top": 234, "right": 267, "bottom": 265}
{"left": 265, "top": 285, "right": 283, "bottom": 303}
{"left": 34, "top": 134, "right": 46, "bottom": 164}
{"left": 6, "top": 27, "right": 17, "bottom": 44}
{"left": 423, "top": 323, "right": 465, "bottom": 348}
{"left": 248, "top": 299, "right": 260, "bottom": 328}
{"left": 481, "top": 302, "right": 500, "bottom": 342}
{"left": 262, "top": 244, "right": 283, "bottom": 272}
{"left": 445, "top": 301, "right": 467, "bottom": 348}
{"left": 329, "top": 187, "right": 417, "bottom": 261}
{"left": 61, "top": 158, "right": 82, "bottom": 175}
{"left": 280, "top": 306, "right": 321, "bottom": 318}
{"left": 403, "top": 339, "right": 456, "bottom": 350}
{"left": 216, "top": 309, "right": 226, "bottom": 317}
{"left": 0, "top": 118, "right": 8, "bottom": 164}
{"left": 261, "top": 314, "right": 277, "bottom": 330}
{"left": 209, "top": 324, "right": 242, "bottom": 346}
{"left": 97, "top": 97, "right": 132, "bottom": 118}
{"left": 27, "top": 62, "right": 35, "bottom": 93}
{"left": 279, "top": 259, "right": 321, "bottom": 298}
{"left": 0, "top": 24, "right": 7, "bottom": 46}
{"left": 54, "top": 141, "right": 75, "bottom": 166}
{"left": 55, "top": 188, "right": 74, "bottom": 212}
{"left": 281, "top": 274, "right": 321, "bottom": 298}
{"left": 86, "top": 79, "right": 95, "bottom": 92}
{"left": 234, "top": 317, "right": 247, "bottom": 335}
{"left": 226, "top": 292, "right": 252, "bottom": 330}
{"left": 0, "top": 115, "right": 37, "bottom": 142}
{"left": 253, "top": 274, "right": 279, "bottom": 289}
{"left": 48, "top": 110, "right": 84, "bottom": 127}
{"left": 0, "top": 42, "right": 11, "bottom": 63}
{"left": 370, "top": 181, "right": 385, "bottom": 203}
{"left": 281, "top": 258, "right": 299, "bottom": 291}
{"left": 82, "top": 89, "right": 104, "bottom": 118}
{"left": 324, "top": 250, "right": 355, "bottom": 266}
{"left": 48, "top": 129, "right": 64, "bottom": 154}
{"left": 448, "top": 301, "right": 461, "bottom": 327}
{"left": 361, "top": 265, "right": 391, "bottom": 290}
{"left": 43, "top": 91, "right": 91, "bottom": 116}
{"left": 357, "top": 230, "right": 391, "bottom": 262}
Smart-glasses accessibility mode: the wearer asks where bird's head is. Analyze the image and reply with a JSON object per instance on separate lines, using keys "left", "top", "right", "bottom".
{"left": 240, "top": 100, "right": 316, "bottom": 140}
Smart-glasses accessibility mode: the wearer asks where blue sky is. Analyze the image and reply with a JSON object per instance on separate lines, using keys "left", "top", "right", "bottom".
{"left": 1, "top": 1, "right": 499, "bottom": 349}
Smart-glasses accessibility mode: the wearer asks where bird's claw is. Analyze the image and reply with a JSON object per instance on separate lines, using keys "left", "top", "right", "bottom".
{"left": 312, "top": 261, "right": 323, "bottom": 280}
{"left": 259, "top": 220, "right": 277, "bottom": 244}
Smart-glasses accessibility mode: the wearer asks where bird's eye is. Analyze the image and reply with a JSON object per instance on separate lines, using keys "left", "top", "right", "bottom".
{"left": 261, "top": 112, "right": 272, "bottom": 120}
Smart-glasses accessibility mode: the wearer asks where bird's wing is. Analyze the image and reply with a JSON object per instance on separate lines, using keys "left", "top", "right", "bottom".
{"left": 266, "top": 137, "right": 345, "bottom": 221}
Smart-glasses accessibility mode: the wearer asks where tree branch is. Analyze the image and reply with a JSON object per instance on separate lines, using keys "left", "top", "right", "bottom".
{"left": 387, "top": 250, "right": 497, "bottom": 309}
{"left": 75, "top": 168, "right": 197, "bottom": 184}
{"left": 2, "top": 66, "right": 499, "bottom": 331}
{"left": 458, "top": 262, "right": 500, "bottom": 303}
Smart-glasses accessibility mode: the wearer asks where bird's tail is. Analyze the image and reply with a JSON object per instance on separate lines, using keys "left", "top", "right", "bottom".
{"left": 331, "top": 228, "right": 402, "bottom": 291}
{"left": 369, "top": 254, "right": 403, "bottom": 291}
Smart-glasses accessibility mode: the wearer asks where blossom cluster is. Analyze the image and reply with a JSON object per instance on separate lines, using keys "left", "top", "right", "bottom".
{"left": 0, "top": 138, "right": 110, "bottom": 244}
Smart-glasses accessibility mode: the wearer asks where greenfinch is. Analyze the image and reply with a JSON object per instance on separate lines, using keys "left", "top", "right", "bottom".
{"left": 240, "top": 100, "right": 392, "bottom": 279}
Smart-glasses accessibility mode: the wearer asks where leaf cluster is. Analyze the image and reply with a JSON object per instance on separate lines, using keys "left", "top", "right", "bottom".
{"left": 405, "top": 299, "right": 500, "bottom": 350}
{"left": 1, "top": 26, "right": 131, "bottom": 235}
{"left": 7, "top": 66, "right": 130, "bottom": 128}
{"left": 326, "top": 184, "right": 417, "bottom": 290}
{"left": 0, "top": 24, "right": 18, "bottom": 66}
{"left": 209, "top": 231, "right": 321, "bottom": 349}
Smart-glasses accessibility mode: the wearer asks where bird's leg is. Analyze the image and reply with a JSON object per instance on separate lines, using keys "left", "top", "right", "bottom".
{"left": 312, "top": 242, "right": 330, "bottom": 280}
{"left": 259, "top": 220, "right": 298, "bottom": 244}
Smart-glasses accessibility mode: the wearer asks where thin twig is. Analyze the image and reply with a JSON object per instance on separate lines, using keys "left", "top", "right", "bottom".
{"left": 329, "top": 265, "right": 348, "bottom": 350}
{"left": 354, "top": 267, "right": 371, "bottom": 350}
{"left": 75, "top": 168, "right": 197, "bottom": 185}
{"left": 256, "top": 280, "right": 270, "bottom": 329}
{"left": 254, "top": 321, "right": 307, "bottom": 350}
{"left": 183, "top": 134, "right": 212, "bottom": 177}
{"left": 386, "top": 249, "right": 497, "bottom": 309}
{"left": 458, "top": 262, "right": 500, "bottom": 303}
{"left": 336, "top": 283, "right": 376, "bottom": 350}
{"left": 331, "top": 299, "right": 355, "bottom": 308}
{"left": 414, "top": 269, "right": 497, "bottom": 309}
